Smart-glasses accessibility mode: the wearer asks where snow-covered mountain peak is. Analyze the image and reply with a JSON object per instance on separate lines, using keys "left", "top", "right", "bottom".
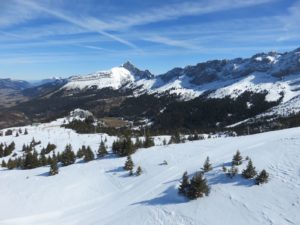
{"left": 62, "top": 66, "right": 135, "bottom": 90}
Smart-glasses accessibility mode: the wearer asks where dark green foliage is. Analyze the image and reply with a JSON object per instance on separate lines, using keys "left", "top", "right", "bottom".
{"left": 24, "top": 129, "right": 28, "bottom": 135}
{"left": 30, "top": 138, "right": 41, "bottom": 148}
{"left": 242, "top": 160, "right": 257, "bottom": 179}
{"left": 49, "top": 159, "right": 59, "bottom": 176}
{"left": 255, "top": 169, "right": 269, "bottom": 185}
{"left": 5, "top": 129, "right": 13, "bottom": 136}
{"left": 1, "top": 160, "right": 7, "bottom": 167}
{"left": 134, "top": 137, "right": 143, "bottom": 149}
{"left": 202, "top": 156, "right": 212, "bottom": 172}
{"left": 61, "top": 144, "right": 76, "bottom": 166}
{"left": 83, "top": 146, "right": 95, "bottom": 162}
{"left": 162, "top": 138, "right": 167, "bottom": 145}
{"left": 0, "top": 142, "right": 16, "bottom": 157}
{"left": 232, "top": 150, "right": 243, "bottom": 166}
{"left": 98, "top": 141, "right": 108, "bottom": 158}
{"left": 187, "top": 172, "right": 210, "bottom": 199}
{"left": 23, "top": 151, "right": 40, "bottom": 169}
{"left": 7, "top": 158, "right": 17, "bottom": 169}
{"left": 178, "top": 171, "right": 190, "bottom": 195}
{"left": 124, "top": 155, "right": 134, "bottom": 171}
{"left": 154, "top": 92, "right": 280, "bottom": 131}
{"left": 169, "top": 131, "right": 182, "bottom": 144}
{"left": 41, "top": 143, "right": 56, "bottom": 155}
{"left": 77, "top": 147, "right": 84, "bottom": 158}
{"left": 112, "top": 136, "right": 136, "bottom": 157}
{"left": 39, "top": 154, "right": 48, "bottom": 166}
{"left": 136, "top": 166, "right": 142, "bottom": 176}
{"left": 143, "top": 131, "right": 155, "bottom": 148}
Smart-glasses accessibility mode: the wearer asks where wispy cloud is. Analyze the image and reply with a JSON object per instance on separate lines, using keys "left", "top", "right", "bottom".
{"left": 16, "top": 0, "right": 138, "bottom": 49}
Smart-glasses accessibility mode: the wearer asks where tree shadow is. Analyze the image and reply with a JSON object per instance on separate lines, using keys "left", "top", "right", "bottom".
{"left": 106, "top": 166, "right": 124, "bottom": 173}
{"left": 36, "top": 171, "right": 50, "bottom": 177}
{"left": 208, "top": 172, "right": 255, "bottom": 187}
{"left": 131, "top": 185, "right": 187, "bottom": 206}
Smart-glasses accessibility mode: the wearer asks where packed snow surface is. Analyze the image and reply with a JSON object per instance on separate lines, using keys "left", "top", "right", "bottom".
{"left": 0, "top": 123, "right": 300, "bottom": 225}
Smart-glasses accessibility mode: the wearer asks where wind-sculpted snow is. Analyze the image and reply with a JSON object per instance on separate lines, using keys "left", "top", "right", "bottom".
{"left": 0, "top": 122, "right": 299, "bottom": 225}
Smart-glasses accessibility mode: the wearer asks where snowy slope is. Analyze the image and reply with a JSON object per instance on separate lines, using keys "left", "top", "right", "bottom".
{"left": 63, "top": 67, "right": 135, "bottom": 90}
{"left": 0, "top": 124, "right": 300, "bottom": 225}
{"left": 58, "top": 48, "right": 300, "bottom": 117}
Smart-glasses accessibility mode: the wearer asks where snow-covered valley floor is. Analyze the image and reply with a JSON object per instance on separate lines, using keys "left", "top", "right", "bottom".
{"left": 0, "top": 125, "right": 300, "bottom": 225}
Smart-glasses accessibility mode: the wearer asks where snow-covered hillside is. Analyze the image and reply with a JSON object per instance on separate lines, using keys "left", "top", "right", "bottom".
{"left": 59, "top": 48, "right": 300, "bottom": 117}
{"left": 0, "top": 122, "right": 299, "bottom": 225}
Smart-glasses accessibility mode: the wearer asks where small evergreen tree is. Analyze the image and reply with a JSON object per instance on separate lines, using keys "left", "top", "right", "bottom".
{"left": 98, "top": 141, "right": 108, "bottom": 158}
{"left": 202, "top": 156, "right": 212, "bottom": 172}
{"left": 1, "top": 160, "right": 6, "bottom": 167}
{"left": 178, "top": 171, "right": 190, "bottom": 195}
{"left": 61, "top": 144, "right": 76, "bottom": 166}
{"left": 39, "top": 154, "right": 47, "bottom": 166}
{"left": 129, "top": 168, "right": 134, "bottom": 176}
{"left": 49, "top": 159, "right": 59, "bottom": 176}
{"left": 187, "top": 172, "right": 210, "bottom": 199}
{"left": 255, "top": 169, "right": 269, "bottom": 185}
{"left": 83, "top": 146, "right": 95, "bottom": 162}
{"left": 144, "top": 131, "right": 155, "bottom": 148}
{"left": 77, "top": 147, "right": 84, "bottom": 158}
{"left": 227, "top": 164, "right": 238, "bottom": 178}
{"left": 232, "top": 150, "right": 243, "bottom": 165}
{"left": 124, "top": 155, "right": 134, "bottom": 171}
{"left": 136, "top": 166, "right": 142, "bottom": 176}
{"left": 24, "top": 129, "right": 28, "bottom": 135}
{"left": 242, "top": 159, "right": 257, "bottom": 179}
{"left": 222, "top": 164, "right": 227, "bottom": 172}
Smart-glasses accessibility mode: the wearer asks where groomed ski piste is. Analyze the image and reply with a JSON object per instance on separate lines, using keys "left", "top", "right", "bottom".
{"left": 0, "top": 119, "right": 299, "bottom": 225}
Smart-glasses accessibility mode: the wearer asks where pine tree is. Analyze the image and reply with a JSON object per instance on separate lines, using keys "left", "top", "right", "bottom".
{"left": 129, "top": 168, "right": 134, "bottom": 176}
{"left": 23, "top": 151, "right": 40, "bottom": 169}
{"left": 49, "top": 159, "right": 59, "bottom": 176}
{"left": 187, "top": 172, "right": 210, "bottom": 199}
{"left": 39, "top": 154, "right": 47, "bottom": 166}
{"left": 144, "top": 131, "right": 155, "bottom": 148}
{"left": 222, "top": 164, "right": 227, "bottom": 172}
{"left": 135, "top": 137, "right": 143, "bottom": 148}
{"left": 61, "top": 144, "right": 76, "bottom": 166}
{"left": 163, "top": 138, "right": 167, "bottom": 145}
{"left": 77, "top": 147, "right": 84, "bottom": 158}
{"left": 124, "top": 155, "right": 134, "bottom": 171}
{"left": 178, "top": 171, "right": 190, "bottom": 195}
{"left": 24, "top": 129, "right": 28, "bottom": 135}
{"left": 202, "top": 156, "right": 212, "bottom": 172}
{"left": 7, "top": 158, "right": 17, "bottom": 169}
{"left": 232, "top": 150, "right": 243, "bottom": 165}
{"left": 98, "top": 141, "right": 108, "bottom": 158}
{"left": 136, "top": 166, "right": 142, "bottom": 176}
{"left": 83, "top": 146, "right": 95, "bottom": 162}
{"left": 242, "top": 159, "right": 257, "bottom": 179}
{"left": 255, "top": 169, "right": 269, "bottom": 185}
{"left": 1, "top": 160, "right": 6, "bottom": 167}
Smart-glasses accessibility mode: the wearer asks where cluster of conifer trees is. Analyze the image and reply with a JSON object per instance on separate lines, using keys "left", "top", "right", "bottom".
{"left": 1, "top": 139, "right": 109, "bottom": 176}
{"left": 112, "top": 132, "right": 154, "bottom": 156}
{"left": 223, "top": 150, "right": 269, "bottom": 185}
{"left": 0, "top": 142, "right": 15, "bottom": 158}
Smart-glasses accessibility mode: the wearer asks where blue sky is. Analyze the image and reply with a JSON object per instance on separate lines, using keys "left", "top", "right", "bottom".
{"left": 0, "top": 0, "right": 299, "bottom": 80}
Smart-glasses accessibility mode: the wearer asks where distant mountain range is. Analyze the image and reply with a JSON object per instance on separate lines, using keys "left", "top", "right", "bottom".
{"left": 1, "top": 47, "right": 300, "bottom": 131}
